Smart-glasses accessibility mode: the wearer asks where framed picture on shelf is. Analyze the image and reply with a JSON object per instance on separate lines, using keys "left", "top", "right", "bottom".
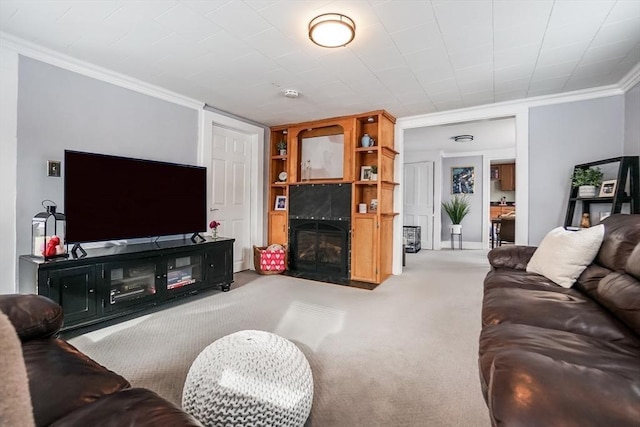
{"left": 599, "top": 180, "right": 616, "bottom": 197}
{"left": 370, "top": 198, "right": 378, "bottom": 212}
{"left": 451, "top": 166, "right": 474, "bottom": 194}
{"left": 274, "top": 195, "right": 287, "bottom": 210}
{"left": 360, "top": 166, "right": 372, "bottom": 181}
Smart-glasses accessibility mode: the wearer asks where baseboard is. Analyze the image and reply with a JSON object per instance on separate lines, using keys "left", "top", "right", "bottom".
{"left": 439, "top": 240, "right": 485, "bottom": 250}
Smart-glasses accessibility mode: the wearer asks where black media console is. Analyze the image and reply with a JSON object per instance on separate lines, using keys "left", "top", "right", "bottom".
{"left": 19, "top": 237, "right": 234, "bottom": 332}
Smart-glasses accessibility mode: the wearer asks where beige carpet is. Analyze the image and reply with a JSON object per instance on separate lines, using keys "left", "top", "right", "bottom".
{"left": 69, "top": 249, "right": 491, "bottom": 426}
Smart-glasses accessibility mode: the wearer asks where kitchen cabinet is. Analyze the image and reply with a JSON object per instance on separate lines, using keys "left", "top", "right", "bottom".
{"left": 499, "top": 163, "right": 516, "bottom": 191}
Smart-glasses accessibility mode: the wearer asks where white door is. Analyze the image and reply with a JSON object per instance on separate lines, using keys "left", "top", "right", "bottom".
{"left": 210, "top": 125, "right": 252, "bottom": 272}
{"left": 404, "top": 161, "right": 434, "bottom": 250}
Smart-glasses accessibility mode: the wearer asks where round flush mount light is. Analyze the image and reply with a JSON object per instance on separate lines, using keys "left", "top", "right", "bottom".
{"left": 309, "top": 13, "right": 356, "bottom": 48}
{"left": 283, "top": 89, "right": 299, "bottom": 98}
{"left": 452, "top": 135, "right": 474, "bottom": 142}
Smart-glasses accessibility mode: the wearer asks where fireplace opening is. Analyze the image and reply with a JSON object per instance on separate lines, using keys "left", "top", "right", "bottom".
{"left": 290, "top": 219, "right": 349, "bottom": 280}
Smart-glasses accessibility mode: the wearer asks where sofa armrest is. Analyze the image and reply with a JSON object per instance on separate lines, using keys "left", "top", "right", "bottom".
{"left": 0, "top": 294, "right": 63, "bottom": 341}
{"left": 487, "top": 246, "right": 537, "bottom": 270}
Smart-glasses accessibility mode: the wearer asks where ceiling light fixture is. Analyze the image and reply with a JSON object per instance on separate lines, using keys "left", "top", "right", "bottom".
{"left": 367, "top": 116, "right": 374, "bottom": 123}
{"left": 308, "top": 13, "right": 356, "bottom": 48}
{"left": 452, "top": 135, "right": 474, "bottom": 142}
{"left": 283, "top": 89, "right": 299, "bottom": 98}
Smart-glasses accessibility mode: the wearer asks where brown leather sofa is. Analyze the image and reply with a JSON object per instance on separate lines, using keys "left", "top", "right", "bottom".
{"left": 479, "top": 214, "right": 640, "bottom": 426}
{"left": 0, "top": 293, "right": 202, "bottom": 427}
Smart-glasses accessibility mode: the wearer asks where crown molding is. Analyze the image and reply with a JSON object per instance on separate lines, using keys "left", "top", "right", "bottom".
{"left": 397, "top": 83, "right": 623, "bottom": 129}
{"left": 0, "top": 32, "right": 203, "bottom": 110}
{"left": 618, "top": 62, "right": 640, "bottom": 92}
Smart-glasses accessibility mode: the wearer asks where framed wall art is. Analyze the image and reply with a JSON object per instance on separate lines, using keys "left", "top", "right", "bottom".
{"left": 451, "top": 166, "right": 475, "bottom": 194}
{"left": 274, "top": 195, "right": 287, "bottom": 210}
{"left": 360, "top": 166, "right": 372, "bottom": 181}
{"left": 599, "top": 180, "right": 617, "bottom": 198}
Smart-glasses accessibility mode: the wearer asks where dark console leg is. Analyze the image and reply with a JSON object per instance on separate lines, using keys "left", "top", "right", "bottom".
{"left": 221, "top": 283, "right": 231, "bottom": 292}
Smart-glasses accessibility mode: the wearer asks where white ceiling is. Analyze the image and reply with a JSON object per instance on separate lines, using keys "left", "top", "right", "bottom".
{"left": 404, "top": 116, "right": 515, "bottom": 154}
{"left": 1, "top": 0, "right": 639, "bottom": 126}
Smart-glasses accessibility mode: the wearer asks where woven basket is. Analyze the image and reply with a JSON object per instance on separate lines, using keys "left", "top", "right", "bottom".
{"left": 253, "top": 245, "right": 287, "bottom": 275}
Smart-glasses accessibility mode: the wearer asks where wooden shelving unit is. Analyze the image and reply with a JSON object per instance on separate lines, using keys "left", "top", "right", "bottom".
{"left": 267, "top": 110, "right": 397, "bottom": 284}
{"left": 351, "top": 112, "right": 397, "bottom": 283}
{"left": 267, "top": 126, "right": 289, "bottom": 245}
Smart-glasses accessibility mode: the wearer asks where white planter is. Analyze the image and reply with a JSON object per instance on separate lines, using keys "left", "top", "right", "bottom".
{"left": 370, "top": 173, "right": 378, "bottom": 181}
{"left": 578, "top": 185, "right": 597, "bottom": 198}
{"left": 451, "top": 224, "right": 462, "bottom": 234}
{"left": 279, "top": 149, "right": 287, "bottom": 156}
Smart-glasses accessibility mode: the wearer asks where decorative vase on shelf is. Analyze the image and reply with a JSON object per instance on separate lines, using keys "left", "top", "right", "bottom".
{"left": 212, "top": 229, "right": 218, "bottom": 239}
{"left": 578, "top": 185, "right": 597, "bottom": 198}
{"left": 361, "top": 133, "right": 371, "bottom": 147}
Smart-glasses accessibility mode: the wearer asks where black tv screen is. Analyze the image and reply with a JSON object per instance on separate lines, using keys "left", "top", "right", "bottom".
{"left": 64, "top": 150, "right": 206, "bottom": 243}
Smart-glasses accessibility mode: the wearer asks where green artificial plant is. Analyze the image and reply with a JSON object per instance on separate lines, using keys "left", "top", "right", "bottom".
{"left": 276, "top": 140, "right": 287, "bottom": 151}
{"left": 571, "top": 167, "right": 603, "bottom": 187}
{"left": 442, "top": 195, "right": 471, "bottom": 225}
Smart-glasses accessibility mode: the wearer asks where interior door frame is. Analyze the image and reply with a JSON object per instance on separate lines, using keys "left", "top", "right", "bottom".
{"left": 198, "top": 109, "right": 265, "bottom": 272}
{"left": 404, "top": 160, "right": 435, "bottom": 251}
{"left": 397, "top": 106, "right": 529, "bottom": 273}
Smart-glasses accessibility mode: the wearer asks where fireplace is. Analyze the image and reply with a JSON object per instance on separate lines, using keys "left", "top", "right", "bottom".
{"left": 290, "top": 219, "right": 350, "bottom": 280}
{"left": 287, "top": 184, "right": 351, "bottom": 284}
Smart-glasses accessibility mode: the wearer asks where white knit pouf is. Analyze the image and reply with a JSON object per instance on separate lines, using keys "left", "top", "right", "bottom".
{"left": 182, "top": 330, "right": 313, "bottom": 427}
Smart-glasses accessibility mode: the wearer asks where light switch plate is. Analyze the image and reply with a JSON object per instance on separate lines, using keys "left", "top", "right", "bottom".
{"left": 47, "top": 160, "right": 61, "bottom": 177}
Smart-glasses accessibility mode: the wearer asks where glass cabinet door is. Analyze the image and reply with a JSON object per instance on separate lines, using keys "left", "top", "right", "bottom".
{"left": 166, "top": 254, "right": 203, "bottom": 293}
{"left": 105, "top": 260, "right": 157, "bottom": 310}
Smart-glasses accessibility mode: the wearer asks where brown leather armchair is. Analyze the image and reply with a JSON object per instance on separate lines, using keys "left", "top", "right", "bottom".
{"left": 0, "top": 294, "right": 202, "bottom": 427}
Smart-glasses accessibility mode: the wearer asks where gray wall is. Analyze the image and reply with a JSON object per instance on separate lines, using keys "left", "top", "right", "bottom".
{"left": 624, "top": 82, "right": 640, "bottom": 155}
{"left": 441, "top": 155, "right": 483, "bottom": 242}
{"left": 528, "top": 95, "right": 625, "bottom": 245}
{"left": 16, "top": 57, "right": 198, "bottom": 258}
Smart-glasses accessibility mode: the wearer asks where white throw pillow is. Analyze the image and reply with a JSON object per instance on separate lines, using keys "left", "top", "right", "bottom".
{"left": 526, "top": 225, "right": 605, "bottom": 288}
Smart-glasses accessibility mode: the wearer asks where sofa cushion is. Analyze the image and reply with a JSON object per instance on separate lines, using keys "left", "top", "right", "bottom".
{"left": 478, "top": 323, "right": 640, "bottom": 387}
{"left": 0, "top": 294, "right": 63, "bottom": 341}
{"left": 23, "top": 338, "right": 130, "bottom": 427}
{"left": 597, "top": 271, "right": 640, "bottom": 335}
{"left": 50, "top": 388, "right": 202, "bottom": 427}
{"left": 482, "top": 287, "right": 638, "bottom": 344}
{"left": 572, "top": 263, "right": 612, "bottom": 299}
{"left": 625, "top": 243, "right": 640, "bottom": 280}
{"left": 596, "top": 214, "right": 640, "bottom": 271}
{"left": 526, "top": 225, "right": 604, "bottom": 288}
{"left": 488, "top": 349, "right": 640, "bottom": 427}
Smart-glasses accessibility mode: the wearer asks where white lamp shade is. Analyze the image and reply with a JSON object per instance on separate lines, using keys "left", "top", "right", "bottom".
{"left": 309, "top": 14, "right": 355, "bottom": 48}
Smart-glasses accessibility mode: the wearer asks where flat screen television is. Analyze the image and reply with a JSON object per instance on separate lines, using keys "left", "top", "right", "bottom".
{"left": 64, "top": 150, "right": 207, "bottom": 243}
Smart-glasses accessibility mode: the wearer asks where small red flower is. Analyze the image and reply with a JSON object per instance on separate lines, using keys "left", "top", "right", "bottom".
{"left": 209, "top": 220, "right": 221, "bottom": 230}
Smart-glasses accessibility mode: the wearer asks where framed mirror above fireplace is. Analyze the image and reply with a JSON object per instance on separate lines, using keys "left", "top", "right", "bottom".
{"left": 299, "top": 125, "right": 345, "bottom": 181}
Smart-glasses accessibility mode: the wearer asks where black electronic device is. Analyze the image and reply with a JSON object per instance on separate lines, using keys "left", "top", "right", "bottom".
{"left": 64, "top": 150, "right": 207, "bottom": 244}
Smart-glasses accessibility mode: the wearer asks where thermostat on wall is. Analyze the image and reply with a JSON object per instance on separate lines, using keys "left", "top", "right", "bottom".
{"left": 47, "top": 160, "right": 61, "bottom": 177}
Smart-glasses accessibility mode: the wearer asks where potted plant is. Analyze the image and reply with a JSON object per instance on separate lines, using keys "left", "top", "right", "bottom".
{"left": 442, "top": 195, "right": 471, "bottom": 235}
{"left": 370, "top": 165, "right": 378, "bottom": 181}
{"left": 571, "top": 167, "right": 603, "bottom": 198}
{"left": 276, "top": 140, "right": 287, "bottom": 156}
